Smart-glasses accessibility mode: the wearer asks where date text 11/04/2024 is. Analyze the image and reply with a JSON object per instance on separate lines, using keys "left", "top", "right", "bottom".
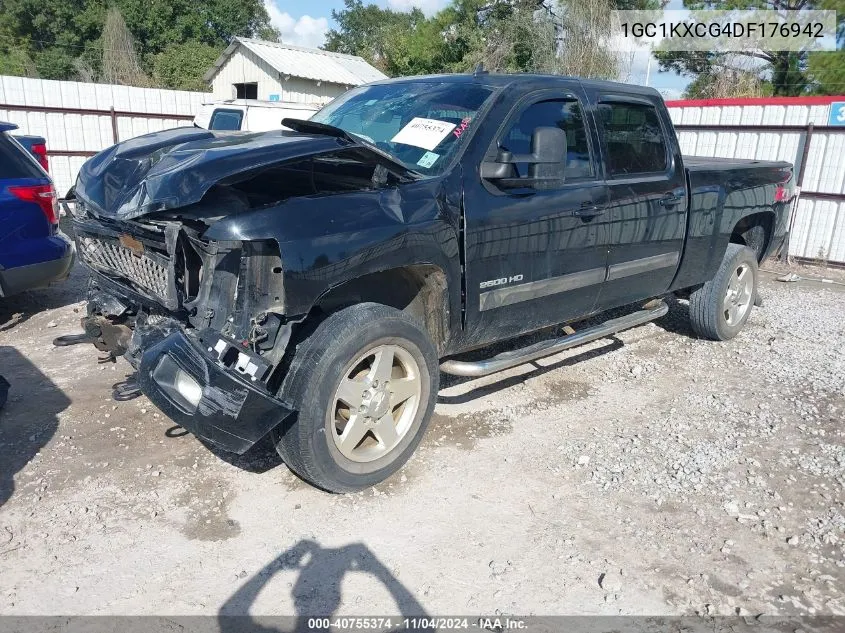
{"left": 305, "top": 617, "right": 527, "bottom": 630}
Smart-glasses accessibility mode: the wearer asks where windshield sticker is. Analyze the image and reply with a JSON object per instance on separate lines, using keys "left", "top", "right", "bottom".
{"left": 452, "top": 117, "right": 472, "bottom": 139}
{"left": 391, "top": 117, "right": 457, "bottom": 151}
{"left": 417, "top": 151, "right": 440, "bottom": 168}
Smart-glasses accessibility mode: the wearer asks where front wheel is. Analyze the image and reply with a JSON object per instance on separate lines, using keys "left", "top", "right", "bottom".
{"left": 275, "top": 303, "right": 439, "bottom": 492}
{"left": 689, "top": 243, "right": 759, "bottom": 341}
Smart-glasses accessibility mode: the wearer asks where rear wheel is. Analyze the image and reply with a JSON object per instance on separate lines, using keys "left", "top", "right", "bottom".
{"left": 689, "top": 243, "right": 758, "bottom": 341}
{"left": 275, "top": 303, "right": 438, "bottom": 492}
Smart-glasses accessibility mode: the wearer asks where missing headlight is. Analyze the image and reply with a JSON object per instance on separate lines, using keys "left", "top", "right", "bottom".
{"left": 175, "top": 234, "right": 204, "bottom": 303}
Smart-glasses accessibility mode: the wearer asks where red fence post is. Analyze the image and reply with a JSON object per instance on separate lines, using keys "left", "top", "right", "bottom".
{"left": 110, "top": 106, "right": 119, "bottom": 144}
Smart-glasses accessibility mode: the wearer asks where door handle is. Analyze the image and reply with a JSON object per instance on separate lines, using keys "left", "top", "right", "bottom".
{"left": 573, "top": 204, "right": 605, "bottom": 218}
{"left": 658, "top": 193, "right": 684, "bottom": 208}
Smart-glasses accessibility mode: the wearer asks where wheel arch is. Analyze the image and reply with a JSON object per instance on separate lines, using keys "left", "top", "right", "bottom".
{"left": 311, "top": 264, "right": 451, "bottom": 355}
{"left": 267, "top": 264, "right": 451, "bottom": 393}
{"left": 670, "top": 208, "right": 775, "bottom": 294}
{"left": 729, "top": 211, "right": 775, "bottom": 262}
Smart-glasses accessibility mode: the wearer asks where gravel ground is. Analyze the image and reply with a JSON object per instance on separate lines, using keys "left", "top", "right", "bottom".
{"left": 0, "top": 259, "right": 843, "bottom": 619}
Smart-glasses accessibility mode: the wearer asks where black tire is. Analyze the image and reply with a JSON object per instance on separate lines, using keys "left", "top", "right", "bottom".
{"left": 275, "top": 303, "right": 439, "bottom": 493}
{"left": 689, "top": 243, "right": 758, "bottom": 341}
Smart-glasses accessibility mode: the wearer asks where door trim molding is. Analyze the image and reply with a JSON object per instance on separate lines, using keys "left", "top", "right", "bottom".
{"left": 479, "top": 267, "right": 606, "bottom": 311}
{"left": 477, "top": 251, "right": 681, "bottom": 311}
{"left": 606, "top": 251, "right": 680, "bottom": 281}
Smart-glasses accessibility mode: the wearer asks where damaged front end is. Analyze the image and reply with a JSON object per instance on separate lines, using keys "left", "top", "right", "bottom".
{"left": 59, "top": 125, "right": 424, "bottom": 453}
{"left": 61, "top": 201, "right": 297, "bottom": 454}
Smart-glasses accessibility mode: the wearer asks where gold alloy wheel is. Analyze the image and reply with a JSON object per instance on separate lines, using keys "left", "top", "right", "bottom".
{"left": 329, "top": 344, "right": 422, "bottom": 463}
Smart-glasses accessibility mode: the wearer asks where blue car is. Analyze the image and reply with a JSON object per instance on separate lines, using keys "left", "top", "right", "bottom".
{"left": 0, "top": 122, "right": 74, "bottom": 297}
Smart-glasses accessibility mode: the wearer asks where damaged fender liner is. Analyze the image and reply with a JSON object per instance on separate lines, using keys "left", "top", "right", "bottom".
{"left": 137, "top": 330, "right": 294, "bottom": 454}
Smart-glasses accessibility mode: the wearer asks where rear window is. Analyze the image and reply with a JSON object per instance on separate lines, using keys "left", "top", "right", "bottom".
{"left": 597, "top": 102, "right": 668, "bottom": 176}
{"left": 0, "top": 133, "right": 45, "bottom": 179}
{"left": 209, "top": 109, "right": 244, "bottom": 131}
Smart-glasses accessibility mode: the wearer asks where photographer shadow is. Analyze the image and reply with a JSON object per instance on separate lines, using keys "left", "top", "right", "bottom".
{"left": 219, "top": 540, "right": 429, "bottom": 633}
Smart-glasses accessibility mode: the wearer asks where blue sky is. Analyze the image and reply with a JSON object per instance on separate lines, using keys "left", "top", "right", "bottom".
{"left": 263, "top": 0, "right": 691, "bottom": 98}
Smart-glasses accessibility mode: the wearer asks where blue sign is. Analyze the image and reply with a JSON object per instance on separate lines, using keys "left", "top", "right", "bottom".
{"left": 269, "top": 94, "right": 280, "bottom": 102}
{"left": 829, "top": 102, "right": 845, "bottom": 126}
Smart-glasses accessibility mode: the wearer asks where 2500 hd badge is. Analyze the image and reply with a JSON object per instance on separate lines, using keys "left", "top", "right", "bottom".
{"left": 479, "top": 274, "right": 524, "bottom": 289}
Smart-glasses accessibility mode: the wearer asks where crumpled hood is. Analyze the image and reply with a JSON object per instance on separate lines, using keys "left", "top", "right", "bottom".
{"left": 74, "top": 127, "right": 351, "bottom": 220}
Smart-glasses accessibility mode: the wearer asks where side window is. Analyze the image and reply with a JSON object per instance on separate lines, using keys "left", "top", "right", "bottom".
{"left": 597, "top": 102, "right": 667, "bottom": 176}
{"left": 209, "top": 109, "right": 244, "bottom": 131}
{"left": 499, "top": 98, "right": 594, "bottom": 180}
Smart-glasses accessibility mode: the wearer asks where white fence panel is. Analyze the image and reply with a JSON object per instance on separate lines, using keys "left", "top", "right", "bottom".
{"left": 791, "top": 199, "right": 845, "bottom": 262}
{"left": 0, "top": 75, "right": 211, "bottom": 194}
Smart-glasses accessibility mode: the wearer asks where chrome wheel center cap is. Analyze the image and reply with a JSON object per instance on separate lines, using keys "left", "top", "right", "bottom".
{"left": 368, "top": 387, "right": 390, "bottom": 418}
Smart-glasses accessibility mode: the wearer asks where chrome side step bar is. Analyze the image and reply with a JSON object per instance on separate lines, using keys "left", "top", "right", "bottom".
{"left": 440, "top": 300, "right": 669, "bottom": 377}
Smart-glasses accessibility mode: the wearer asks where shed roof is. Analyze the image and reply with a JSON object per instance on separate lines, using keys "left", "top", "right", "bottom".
{"left": 204, "top": 37, "right": 387, "bottom": 87}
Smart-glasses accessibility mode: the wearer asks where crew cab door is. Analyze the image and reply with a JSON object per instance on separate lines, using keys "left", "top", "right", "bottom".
{"left": 588, "top": 93, "right": 688, "bottom": 310}
{"left": 462, "top": 87, "right": 609, "bottom": 347}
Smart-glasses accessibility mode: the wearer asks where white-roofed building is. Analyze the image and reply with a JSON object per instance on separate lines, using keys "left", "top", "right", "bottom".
{"left": 203, "top": 37, "right": 387, "bottom": 106}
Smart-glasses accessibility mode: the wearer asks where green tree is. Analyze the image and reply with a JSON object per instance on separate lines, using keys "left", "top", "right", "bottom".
{"left": 655, "top": 0, "right": 845, "bottom": 96}
{"left": 806, "top": 0, "right": 845, "bottom": 94}
{"left": 0, "top": 0, "right": 276, "bottom": 88}
{"left": 324, "top": 0, "right": 429, "bottom": 74}
{"left": 807, "top": 50, "right": 845, "bottom": 94}
{"left": 0, "top": 0, "right": 103, "bottom": 80}
{"left": 153, "top": 41, "right": 222, "bottom": 91}
{"left": 324, "top": 0, "right": 654, "bottom": 78}
{"left": 0, "top": 48, "right": 37, "bottom": 77}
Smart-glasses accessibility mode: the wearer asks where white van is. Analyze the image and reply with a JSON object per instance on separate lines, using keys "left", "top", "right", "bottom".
{"left": 193, "top": 99, "right": 320, "bottom": 132}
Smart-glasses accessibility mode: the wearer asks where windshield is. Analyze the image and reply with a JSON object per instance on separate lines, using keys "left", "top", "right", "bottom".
{"left": 310, "top": 81, "right": 493, "bottom": 175}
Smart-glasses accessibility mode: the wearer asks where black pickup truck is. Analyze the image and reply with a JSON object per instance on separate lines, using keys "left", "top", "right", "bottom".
{"left": 62, "top": 73, "right": 792, "bottom": 492}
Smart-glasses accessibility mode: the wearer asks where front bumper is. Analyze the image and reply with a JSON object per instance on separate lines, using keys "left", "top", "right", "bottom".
{"left": 136, "top": 329, "right": 294, "bottom": 454}
{"left": 0, "top": 234, "right": 75, "bottom": 297}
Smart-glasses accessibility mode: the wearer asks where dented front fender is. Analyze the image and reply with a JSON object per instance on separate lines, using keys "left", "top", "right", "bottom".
{"left": 202, "top": 176, "right": 463, "bottom": 319}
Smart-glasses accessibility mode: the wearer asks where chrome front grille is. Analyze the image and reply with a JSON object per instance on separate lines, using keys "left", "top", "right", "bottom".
{"left": 78, "top": 236, "right": 171, "bottom": 302}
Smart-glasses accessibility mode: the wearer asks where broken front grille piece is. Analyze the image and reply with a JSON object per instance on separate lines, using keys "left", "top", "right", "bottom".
{"left": 77, "top": 235, "right": 176, "bottom": 309}
{"left": 197, "top": 329, "right": 272, "bottom": 383}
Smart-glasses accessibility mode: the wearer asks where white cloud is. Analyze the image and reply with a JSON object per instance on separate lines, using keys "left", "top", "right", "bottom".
{"left": 616, "top": 44, "right": 690, "bottom": 97}
{"left": 263, "top": 0, "right": 329, "bottom": 49}
{"left": 385, "top": 0, "right": 449, "bottom": 17}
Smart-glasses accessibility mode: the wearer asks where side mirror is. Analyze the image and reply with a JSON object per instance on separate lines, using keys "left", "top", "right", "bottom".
{"left": 480, "top": 127, "right": 566, "bottom": 189}
{"left": 528, "top": 127, "right": 566, "bottom": 185}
